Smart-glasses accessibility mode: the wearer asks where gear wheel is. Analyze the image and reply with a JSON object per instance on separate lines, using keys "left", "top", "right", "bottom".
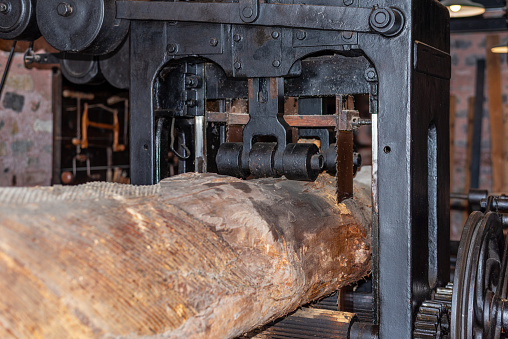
{"left": 413, "top": 283, "right": 453, "bottom": 339}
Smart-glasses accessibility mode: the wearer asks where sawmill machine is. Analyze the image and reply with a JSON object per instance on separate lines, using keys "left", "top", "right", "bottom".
{"left": 2, "top": 0, "right": 508, "bottom": 337}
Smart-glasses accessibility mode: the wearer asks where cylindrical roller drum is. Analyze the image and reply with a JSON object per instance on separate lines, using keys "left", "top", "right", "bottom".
{"left": 60, "top": 53, "right": 104, "bottom": 85}
{"left": 249, "top": 142, "right": 277, "bottom": 178}
{"left": 0, "top": 0, "right": 40, "bottom": 41}
{"left": 216, "top": 142, "right": 247, "bottom": 178}
{"left": 99, "top": 37, "right": 130, "bottom": 89}
{"left": 283, "top": 143, "right": 322, "bottom": 181}
{"left": 37, "top": 0, "right": 129, "bottom": 54}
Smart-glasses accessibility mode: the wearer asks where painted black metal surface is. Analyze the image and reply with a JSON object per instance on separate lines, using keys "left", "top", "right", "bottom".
{"left": 7, "top": 0, "right": 452, "bottom": 337}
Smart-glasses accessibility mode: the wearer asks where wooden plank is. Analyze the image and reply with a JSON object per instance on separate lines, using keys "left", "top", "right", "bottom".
{"left": 486, "top": 35, "right": 504, "bottom": 193}
{"left": 207, "top": 112, "right": 338, "bottom": 127}
{"left": 465, "top": 97, "right": 475, "bottom": 194}
{"left": 0, "top": 173, "right": 372, "bottom": 339}
{"left": 504, "top": 104, "right": 508, "bottom": 192}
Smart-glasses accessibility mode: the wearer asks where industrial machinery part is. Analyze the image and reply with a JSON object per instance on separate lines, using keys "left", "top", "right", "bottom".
{"left": 451, "top": 211, "right": 508, "bottom": 338}
{"left": 60, "top": 53, "right": 105, "bottom": 85}
{"left": 0, "top": 0, "right": 452, "bottom": 337}
{"left": 413, "top": 284, "right": 453, "bottom": 338}
{"left": 0, "top": 0, "right": 40, "bottom": 41}
{"left": 37, "top": 0, "right": 129, "bottom": 54}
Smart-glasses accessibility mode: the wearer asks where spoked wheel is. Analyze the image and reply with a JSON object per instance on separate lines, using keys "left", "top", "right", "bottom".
{"left": 451, "top": 211, "right": 507, "bottom": 338}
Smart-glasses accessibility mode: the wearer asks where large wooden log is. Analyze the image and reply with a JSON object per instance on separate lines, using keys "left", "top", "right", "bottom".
{"left": 0, "top": 173, "right": 372, "bottom": 338}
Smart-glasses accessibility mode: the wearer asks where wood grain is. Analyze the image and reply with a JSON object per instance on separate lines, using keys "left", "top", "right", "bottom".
{"left": 486, "top": 35, "right": 504, "bottom": 193}
{"left": 0, "top": 173, "right": 371, "bottom": 339}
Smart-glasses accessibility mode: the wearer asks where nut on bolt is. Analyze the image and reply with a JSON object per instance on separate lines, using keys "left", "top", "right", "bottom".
{"left": 0, "top": 2, "right": 9, "bottom": 14}
{"left": 57, "top": 2, "right": 73, "bottom": 17}
{"left": 296, "top": 30, "right": 307, "bottom": 40}
{"left": 369, "top": 7, "right": 404, "bottom": 36}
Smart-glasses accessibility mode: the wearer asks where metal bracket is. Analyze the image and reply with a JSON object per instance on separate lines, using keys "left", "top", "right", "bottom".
{"left": 116, "top": 1, "right": 404, "bottom": 36}
{"left": 239, "top": 0, "right": 259, "bottom": 23}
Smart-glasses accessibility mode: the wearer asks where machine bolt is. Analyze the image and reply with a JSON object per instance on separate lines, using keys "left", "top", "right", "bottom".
{"left": 0, "top": 2, "right": 9, "bottom": 14}
{"left": 209, "top": 37, "right": 218, "bottom": 46}
{"left": 271, "top": 31, "right": 280, "bottom": 39}
{"left": 233, "top": 34, "right": 242, "bottom": 42}
{"left": 296, "top": 30, "right": 306, "bottom": 40}
{"left": 343, "top": 0, "right": 354, "bottom": 6}
{"left": 342, "top": 31, "right": 353, "bottom": 40}
{"left": 57, "top": 2, "right": 73, "bottom": 17}
{"left": 242, "top": 6, "right": 254, "bottom": 18}
{"left": 272, "top": 60, "right": 280, "bottom": 67}
{"left": 364, "top": 67, "right": 377, "bottom": 81}
{"left": 167, "top": 43, "right": 177, "bottom": 53}
{"left": 234, "top": 61, "right": 242, "bottom": 69}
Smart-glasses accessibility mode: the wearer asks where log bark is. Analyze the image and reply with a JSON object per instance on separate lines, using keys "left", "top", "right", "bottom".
{"left": 0, "top": 173, "right": 372, "bottom": 338}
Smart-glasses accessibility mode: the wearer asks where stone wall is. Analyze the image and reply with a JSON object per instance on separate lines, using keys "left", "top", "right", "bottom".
{"left": 0, "top": 49, "right": 53, "bottom": 186}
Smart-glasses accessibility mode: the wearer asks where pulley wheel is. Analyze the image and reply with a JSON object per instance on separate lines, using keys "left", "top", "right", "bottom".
{"left": 451, "top": 211, "right": 506, "bottom": 339}
{"left": 99, "top": 37, "right": 130, "bottom": 89}
{"left": 60, "top": 53, "right": 104, "bottom": 85}
{"left": 37, "top": 0, "right": 129, "bottom": 54}
{"left": 0, "top": 0, "right": 40, "bottom": 41}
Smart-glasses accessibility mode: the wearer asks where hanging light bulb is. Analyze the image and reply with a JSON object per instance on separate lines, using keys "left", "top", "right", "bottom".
{"left": 491, "top": 37, "right": 508, "bottom": 54}
{"left": 441, "top": 0, "right": 485, "bottom": 18}
{"left": 450, "top": 4, "right": 462, "bottom": 12}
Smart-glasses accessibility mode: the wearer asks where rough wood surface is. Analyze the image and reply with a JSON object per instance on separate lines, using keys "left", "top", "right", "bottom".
{"left": 0, "top": 173, "right": 371, "bottom": 339}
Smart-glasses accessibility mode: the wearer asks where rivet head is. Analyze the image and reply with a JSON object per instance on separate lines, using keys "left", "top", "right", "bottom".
{"left": 57, "top": 2, "right": 73, "bottom": 17}
{"left": 271, "top": 31, "right": 280, "bottom": 39}
{"left": 272, "top": 60, "right": 280, "bottom": 68}
{"left": 343, "top": 0, "right": 353, "bottom": 5}
{"left": 234, "top": 61, "right": 242, "bottom": 70}
{"left": 233, "top": 34, "right": 242, "bottom": 42}
{"left": 209, "top": 37, "right": 218, "bottom": 46}
{"left": 242, "top": 6, "right": 253, "bottom": 18}
{"left": 342, "top": 31, "right": 353, "bottom": 40}
{"left": 167, "top": 43, "right": 177, "bottom": 53}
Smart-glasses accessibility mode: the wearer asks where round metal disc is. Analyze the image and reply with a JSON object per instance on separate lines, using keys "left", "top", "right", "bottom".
{"left": 37, "top": 0, "right": 128, "bottom": 54}
{"left": 0, "top": 0, "right": 40, "bottom": 40}
{"left": 99, "top": 37, "right": 130, "bottom": 89}
{"left": 60, "top": 53, "right": 104, "bottom": 85}
{"left": 451, "top": 211, "right": 505, "bottom": 339}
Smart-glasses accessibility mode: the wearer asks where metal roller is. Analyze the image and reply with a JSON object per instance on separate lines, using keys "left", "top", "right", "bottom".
{"left": 216, "top": 142, "right": 247, "bottom": 179}
{"left": 282, "top": 143, "right": 322, "bottom": 181}
{"left": 37, "top": 0, "right": 129, "bottom": 54}
{"left": 99, "top": 37, "right": 130, "bottom": 89}
{"left": 0, "top": 0, "right": 40, "bottom": 41}
{"left": 60, "top": 53, "right": 104, "bottom": 85}
{"left": 249, "top": 142, "right": 277, "bottom": 178}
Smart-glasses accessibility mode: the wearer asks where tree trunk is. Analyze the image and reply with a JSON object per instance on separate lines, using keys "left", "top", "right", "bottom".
{"left": 0, "top": 173, "right": 372, "bottom": 338}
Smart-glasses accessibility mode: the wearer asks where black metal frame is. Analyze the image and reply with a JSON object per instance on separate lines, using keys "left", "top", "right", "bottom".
{"left": 9, "top": 0, "right": 452, "bottom": 336}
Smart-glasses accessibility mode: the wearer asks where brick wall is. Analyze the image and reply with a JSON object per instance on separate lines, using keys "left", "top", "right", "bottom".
{"left": 0, "top": 50, "right": 53, "bottom": 186}
{"left": 450, "top": 32, "right": 508, "bottom": 239}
